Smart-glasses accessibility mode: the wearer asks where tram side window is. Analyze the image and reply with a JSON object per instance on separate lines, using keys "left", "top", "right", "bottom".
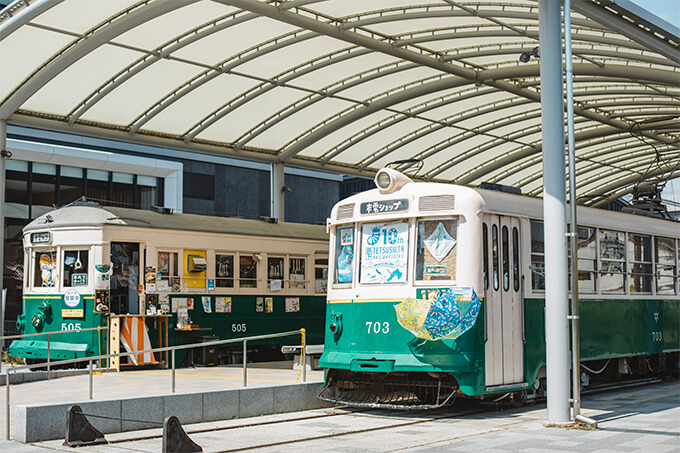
{"left": 655, "top": 237, "right": 677, "bottom": 295}
{"left": 290, "top": 258, "right": 306, "bottom": 289}
{"left": 63, "top": 250, "right": 89, "bottom": 287}
{"left": 530, "top": 220, "right": 544, "bottom": 291}
{"left": 628, "top": 234, "right": 652, "bottom": 293}
{"left": 34, "top": 251, "right": 57, "bottom": 287}
{"left": 416, "top": 219, "right": 457, "bottom": 281}
{"left": 599, "top": 229, "right": 626, "bottom": 293}
{"left": 215, "top": 254, "right": 234, "bottom": 288}
{"left": 501, "top": 226, "right": 510, "bottom": 291}
{"left": 240, "top": 256, "right": 258, "bottom": 288}
{"left": 158, "top": 252, "right": 180, "bottom": 291}
{"left": 267, "top": 257, "right": 284, "bottom": 290}
{"left": 334, "top": 226, "right": 355, "bottom": 285}
{"left": 315, "top": 258, "right": 328, "bottom": 293}
{"left": 567, "top": 226, "right": 597, "bottom": 294}
{"left": 482, "top": 224, "right": 489, "bottom": 290}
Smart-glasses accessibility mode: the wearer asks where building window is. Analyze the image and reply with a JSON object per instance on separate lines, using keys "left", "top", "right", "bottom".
{"left": 31, "top": 162, "right": 57, "bottom": 218}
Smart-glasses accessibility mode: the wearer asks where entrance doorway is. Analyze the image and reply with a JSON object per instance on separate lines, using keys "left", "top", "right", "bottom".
{"left": 110, "top": 242, "right": 140, "bottom": 315}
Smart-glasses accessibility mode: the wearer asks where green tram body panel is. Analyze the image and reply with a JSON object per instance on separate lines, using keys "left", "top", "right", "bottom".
{"left": 320, "top": 296, "right": 680, "bottom": 397}
{"left": 10, "top": 293, "right": 326, "bottom": 363}
{"left": 160, "top": 294, "right": 326, "bottom": 349}
{"left": 9, "top": 294, "right": 107, "bottom": 360}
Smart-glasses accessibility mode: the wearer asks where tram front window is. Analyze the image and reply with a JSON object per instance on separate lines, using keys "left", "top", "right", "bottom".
{"left": 334, "top": 226, "right": 355, "bottom": 285}
{"left": 415, "top": 218, "right": 457, "bottom": 281}
{"left": 34, "top": 251, "right": 57, "bottom": 287}
{"left": 63, "top": 250, "right": 89, "bottom": 287}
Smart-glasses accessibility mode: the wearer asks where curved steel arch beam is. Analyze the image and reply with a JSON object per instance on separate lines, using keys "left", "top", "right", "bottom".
{"left": 67, "top": 8, "right": 260, "bottom": 124}
{"left": 355, "top": 95, "right": 535, "bottom": 170}
{"left": 573, "top": 156, "right": 680, "bottom": 204}
{"left": 204, "top": 43, "right": 546, "bottom": 149}
{"left": 193, "top": 54, "right": 414, "bottom": 145}
{"left": 492, "top": 131, "right": 644, "bottom": 184}
{"left": 279, "top": 75, "right": 472, "bottom": 161}
{"left": 0, "top": 0, "right": 64, "bottom": 42}
{"left": 524, "top": 145, "right": 671, "bottom": 196}
{"left": 452, "top": 125, "right": 623, "bottom": 185}
{"left": 128, "top": 27, "right": 318, "bottom": 134}
{"left": 67, "top": 0, "right": 326, "bottom": 125}
{"left": 326, "top": 86, "right": 499, "bottom": 166}
{"left": 588, "top": 168, "right": 680, "bottom": 207}
{"left": 0, "top": 0, "right": 199, "bottom": 120}
{"left": 220, "top": 0, "right": 679, "bottom": 162}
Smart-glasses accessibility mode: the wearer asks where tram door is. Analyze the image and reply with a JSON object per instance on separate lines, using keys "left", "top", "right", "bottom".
{"left": 110, "top": 242, "right": 140, "bottom": 315}
{"left": 483, "top": 216, "right": 524, "bottom": 387}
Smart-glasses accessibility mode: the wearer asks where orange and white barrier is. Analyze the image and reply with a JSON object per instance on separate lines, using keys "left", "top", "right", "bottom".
{"left": 120, "top": 317, "right": 157, "bottom": 365}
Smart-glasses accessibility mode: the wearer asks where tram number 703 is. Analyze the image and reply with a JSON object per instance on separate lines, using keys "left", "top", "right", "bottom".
{"left": 366, "top": 321, "right": 389, "bottom": 334}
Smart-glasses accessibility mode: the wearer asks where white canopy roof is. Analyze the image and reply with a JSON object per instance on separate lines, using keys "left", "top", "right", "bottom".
{"left": 1, "top": 0, "right": 678, "bottom": 206}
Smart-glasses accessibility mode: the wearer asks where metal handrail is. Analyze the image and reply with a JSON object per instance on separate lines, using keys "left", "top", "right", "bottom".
{"left": 1, "top": 326, "right": 109, "bottom": 380}
{"left": 3, "top": 328, "right": 307, "bottom": 440}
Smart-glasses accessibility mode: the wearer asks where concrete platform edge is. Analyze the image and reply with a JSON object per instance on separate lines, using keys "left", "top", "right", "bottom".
{"left": 14, "top": 382, "right": 331, "bottom": 443}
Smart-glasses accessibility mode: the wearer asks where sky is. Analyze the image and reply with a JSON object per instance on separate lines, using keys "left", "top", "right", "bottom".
{"left": 629, "top": 1, "right": 679, "bottom": 208}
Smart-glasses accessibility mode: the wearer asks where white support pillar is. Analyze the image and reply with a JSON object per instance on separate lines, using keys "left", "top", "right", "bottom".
{"left": 0, "top": 119, "right": 6, "bottom": 342}
{"left": 270, "top": 162, "right": 285, "bottom": 221}
{"left": 538, "top": 0, "right": 571, "bottom": 425}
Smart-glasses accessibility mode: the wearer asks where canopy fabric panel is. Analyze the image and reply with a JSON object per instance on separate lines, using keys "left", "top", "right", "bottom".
{"left": 1, "top": 0, "right": 678, "bottom": 206}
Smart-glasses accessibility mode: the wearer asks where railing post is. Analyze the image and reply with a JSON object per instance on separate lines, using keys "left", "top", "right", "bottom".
{"left": 301, "top": 328, "right": 307, "bottom": 383}
{"left": 5, "top": 370, "right": 10, "bottom": 440}
{"left": 171, "top": 349, "right": 176, "bottom": 393}
{"left": 243, "top": 340, "right": 247, "bottom": 387}
{"left": 89, "top": 360, "right": 93, "bottom": 400}
{"left": 47, "top": 333, "right": 51, "bottom": 380}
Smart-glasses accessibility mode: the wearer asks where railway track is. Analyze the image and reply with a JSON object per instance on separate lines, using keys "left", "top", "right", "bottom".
{"left": 88, "top": 377, "right": 669, "bottom": 453}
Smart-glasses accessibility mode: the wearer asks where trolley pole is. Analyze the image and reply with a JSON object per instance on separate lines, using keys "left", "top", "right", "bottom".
{"left": 538, "top": 0, "right": 571, "bottom": 425}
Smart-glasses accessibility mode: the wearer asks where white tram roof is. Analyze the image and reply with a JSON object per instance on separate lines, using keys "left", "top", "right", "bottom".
{"left": 330, "top": 180, "right": 679, "bottom": 238}
{"left": 24, "top": 204, "right": 328, "bottom": 242}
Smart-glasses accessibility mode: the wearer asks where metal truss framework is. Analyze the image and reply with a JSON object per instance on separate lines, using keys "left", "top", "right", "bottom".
{"left": 0, "top": 0, "right": 678, "bottom": 205}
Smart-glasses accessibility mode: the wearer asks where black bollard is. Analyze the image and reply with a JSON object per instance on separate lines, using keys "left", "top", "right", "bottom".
{"left": 162, "top": 415, "right": 202, "bottom": 452}
{"left": 64, "top": 404, "right": 107, "bottom": 447}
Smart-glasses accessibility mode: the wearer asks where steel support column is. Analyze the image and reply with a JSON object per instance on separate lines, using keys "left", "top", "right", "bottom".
{"left": 0, "top": 119, "right": 6, "bottom": 343}
{"left": 538, "top": 0, "right": 570, "bottom": 425}
{"left": 270, "top": 162, "right": 285, "bottom": 221}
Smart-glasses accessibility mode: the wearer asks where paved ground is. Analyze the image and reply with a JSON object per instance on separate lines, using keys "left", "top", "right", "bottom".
{"left": 0, "top": 372, "right": 677, "bottom": 452}
{"left": 0, "top": 362, "right": 324, "bottom": 440}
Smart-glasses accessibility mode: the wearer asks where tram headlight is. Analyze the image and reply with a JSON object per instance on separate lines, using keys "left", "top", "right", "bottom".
{"left": 376, "top": 171, "right": 391, "bottom": 190}
{"left": 330, "top": 313, "right": 343, "bottom": 340}
{"left": 374, "top": 168, "right": 413, "bottom": 194}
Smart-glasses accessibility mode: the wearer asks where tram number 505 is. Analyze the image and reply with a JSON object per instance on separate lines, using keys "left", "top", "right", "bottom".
{"left": 366, "top": 321, "right": 389, "bottom": 334}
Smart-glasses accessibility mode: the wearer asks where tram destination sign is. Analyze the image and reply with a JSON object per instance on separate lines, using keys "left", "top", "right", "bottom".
{"left": 360, "top": 199, "right": 409, "bottom": 215}
{"left": 30, "top": 232, "right": 51, "bottom": 244}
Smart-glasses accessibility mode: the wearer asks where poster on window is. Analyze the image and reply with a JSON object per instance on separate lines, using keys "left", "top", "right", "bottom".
{"left": 360, "top": 222, "right": 409, "bottom": 283}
